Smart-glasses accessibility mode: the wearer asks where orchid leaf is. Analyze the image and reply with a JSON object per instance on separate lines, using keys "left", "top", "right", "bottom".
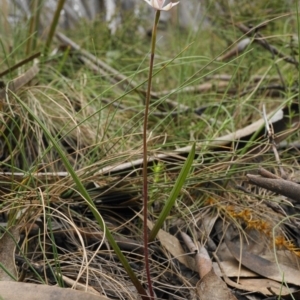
{"left": 149, "top": 143, "right": 195, "bottom": 242}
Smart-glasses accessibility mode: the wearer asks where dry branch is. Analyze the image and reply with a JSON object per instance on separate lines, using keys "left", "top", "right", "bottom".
{"left": 247, "top": 174, "right": 300, "bottom": 202}
{"left": 236, "top": 23, "right": 298, "bottom": 67}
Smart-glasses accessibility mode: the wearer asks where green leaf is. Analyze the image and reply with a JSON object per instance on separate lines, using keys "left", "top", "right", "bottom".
{"left": 149, "top": 143, "right": 195, "bottom": 242}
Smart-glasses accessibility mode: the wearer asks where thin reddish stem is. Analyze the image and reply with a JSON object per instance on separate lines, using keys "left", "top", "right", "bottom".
{"left": 143, "top": 10, "right": 160, "bottom": 300}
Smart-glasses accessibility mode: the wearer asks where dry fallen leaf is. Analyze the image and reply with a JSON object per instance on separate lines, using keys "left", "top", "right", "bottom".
{"left": 0, "top": 226, "right": 19, "bottom": 281}
{"left": 212, "top": 253, "right": 296, "bottom": 296}
{"left": 144, "top": 216, "right": 197, "bottom": 271}
{"left": 0, "top": 281, "right": 110, "bottom": 300}
{"left": 238, "top": 278, "right": 296, "bottom": 296}
{"left": 61, "top": 274, "right": 102, "bottom": 296}
{"left": 213, "top": 260, "right": 258, "bottom": 278}
{"left": 226, "top": 239, "right": 300, "bottom": 287}
{"left": 196, "top": 269, "right": 237, "bottom": 300}
{"left": 195, "top": 247, "right": 238, "bottom": 300}
{"left": 180, "top": 232, "right": 238, "bottom": 300}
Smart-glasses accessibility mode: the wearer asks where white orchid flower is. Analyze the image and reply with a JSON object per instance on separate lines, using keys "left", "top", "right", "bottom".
{"left": 144, "top": 0, "right": 179, "bottom": 11}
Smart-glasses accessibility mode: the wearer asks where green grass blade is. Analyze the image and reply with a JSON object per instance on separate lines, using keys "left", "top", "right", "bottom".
{"left": 13, "top": 93, "right": 148, "bottom": 299}
{"left": 149, "top": 143, "right": 195, "bottom": 242}
{"left": 43, "top": 0, "right": 66, "bottom": 57}
{"left": 0, "top": 262, "right": 17, "bottom": 281}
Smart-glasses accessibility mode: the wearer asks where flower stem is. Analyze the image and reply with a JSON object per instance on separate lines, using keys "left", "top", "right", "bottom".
{"left": 143, "top": 9, "right": 160, "bottom": 299}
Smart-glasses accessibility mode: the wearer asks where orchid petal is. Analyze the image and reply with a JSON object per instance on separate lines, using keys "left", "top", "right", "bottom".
{"left": 160, "top": 2, "right": 179, "bottom": 11}
{"left": 154, "top": 0, "right": 165, "bottom": 9}
{"left": 144, "top": 0, "right": 179, "bottom": 11}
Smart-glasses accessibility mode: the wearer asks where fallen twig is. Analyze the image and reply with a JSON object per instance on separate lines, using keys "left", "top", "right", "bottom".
{"left": 236, "top": 23, "right": 298, "bottom": 67}
{"left": 247, "top": 174, "right": 300, "bottom": 202}
{"left": 0, "top": 65, "right": 39, "bottom": 101}
{"left": 0, "top": 52, "right": 40, "bottom": 78}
